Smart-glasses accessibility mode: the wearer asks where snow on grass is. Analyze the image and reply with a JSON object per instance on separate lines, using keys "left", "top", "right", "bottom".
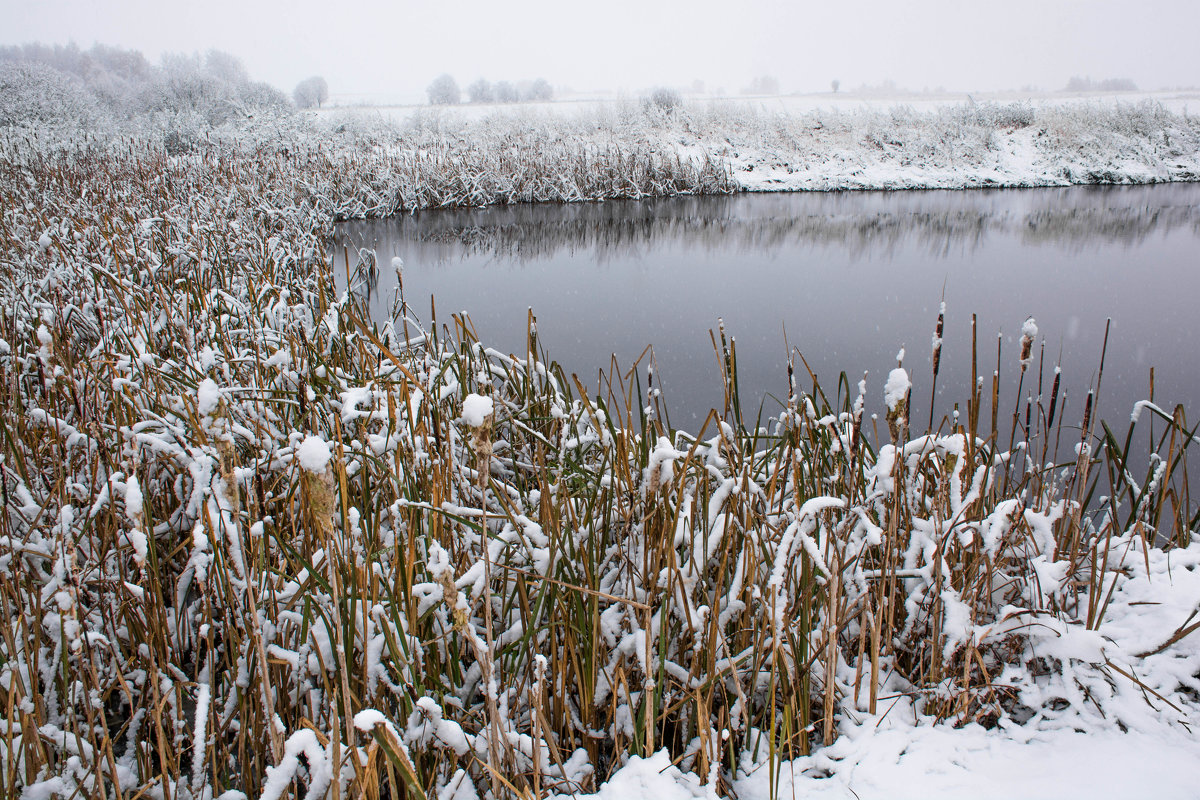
{"left": 1, "top": 93, "right": 1198, "bottom": 799}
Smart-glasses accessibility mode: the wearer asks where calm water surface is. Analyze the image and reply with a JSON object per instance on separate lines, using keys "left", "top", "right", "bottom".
{"left": 336, "top": 184, "right": 1200, "bottom": 433}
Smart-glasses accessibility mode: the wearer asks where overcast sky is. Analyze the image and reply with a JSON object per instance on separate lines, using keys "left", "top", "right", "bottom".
{"left": 4, "top": 0, "right": 1198, "bottom": 100}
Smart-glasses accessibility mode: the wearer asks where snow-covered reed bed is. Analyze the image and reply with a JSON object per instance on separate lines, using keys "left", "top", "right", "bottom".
{"left": 0, "top": 111, "right": 1197, "bottom": 799}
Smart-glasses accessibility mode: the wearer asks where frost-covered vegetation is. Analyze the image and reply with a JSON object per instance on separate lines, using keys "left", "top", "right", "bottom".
{"left": 2, "top": 57, "right": 1200, "bottom": 798}
{"left": 0, "top": 43, "right": 292, "bottom": 131}
{"left": 705, "top": 98, "right": 1200, "bottom": 189}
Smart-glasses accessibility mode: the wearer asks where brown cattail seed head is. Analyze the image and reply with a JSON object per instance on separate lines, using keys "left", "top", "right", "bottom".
{"left": 1019, "top": 317, "right": 1037, "bottom": 372}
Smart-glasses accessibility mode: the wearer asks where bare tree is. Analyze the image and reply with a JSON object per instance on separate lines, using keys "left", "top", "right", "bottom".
{"left": 427, "top": 73, "right": 460, "bottom": 105}
{"left": 527, "top": 78, "right": 553, "bottom": 102}
{"left": 146, "top": 53, "right": 226, "bottom": 121}
{"left": 293, "top": 76, "right": 329, "bottom": 109}
{"left": 494, "top": 80, "right": 518, "bottom": 103}
{"left": 831, "top": 79, "right": 840, "bottom": 93}
{"left": 205, "top": 50, "right": 248, "bottom": 86}
{"left": 467, "top": 78, "right": 493, "bottom": 104}
{"left": 742, "top": 75, "right": 780, "bottom": 95}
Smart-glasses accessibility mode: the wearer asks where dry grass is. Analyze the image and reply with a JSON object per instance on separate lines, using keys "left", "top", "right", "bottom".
{"left": 0, "top": 126, "right": 1196, "bottom": 800}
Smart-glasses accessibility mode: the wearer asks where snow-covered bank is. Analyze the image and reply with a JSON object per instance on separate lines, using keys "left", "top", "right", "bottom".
{"left": 566, "top": 537, "right": 1200, "bottom": 799}
{"left": 574, "top": 726, "right": 1200, "bottom": 800}
{"left": 307, "top": 94, "right": 1200, "bottom": 194}
{"left": 723, "top": 102, "right": 1200, "bottom": 191}
{"left": 278, "top": 98, "right": 1200, "bottom": 208}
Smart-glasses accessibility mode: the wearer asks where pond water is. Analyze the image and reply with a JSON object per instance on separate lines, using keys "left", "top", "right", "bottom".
{"left": 336, "top": 184, "right": 1200, "bottom": 438}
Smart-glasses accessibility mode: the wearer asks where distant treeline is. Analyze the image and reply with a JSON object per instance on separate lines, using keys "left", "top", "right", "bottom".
{"left": 428, "top": 74, "right": 554, "bottom": 105}
{"left": 0, "top": 42, "right": 292, "bottom": 128}
{"left": 1064, "top": 76, "right": 1139, "bottom": 93}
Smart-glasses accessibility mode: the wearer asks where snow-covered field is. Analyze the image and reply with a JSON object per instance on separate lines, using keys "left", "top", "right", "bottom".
{"left": 321, "top": 88, "right": 1200, "bottom": 120}
{"left": 319, "top": 87, "right": 1200, "bottom": 126}
{"left": 1, "top": 94, "right": 1199, "bottom": 800}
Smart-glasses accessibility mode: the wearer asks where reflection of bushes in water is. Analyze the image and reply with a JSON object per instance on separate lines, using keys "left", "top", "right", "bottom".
{"left": 365, "top": 190, "right": 1200, "bottom": 265}
{"left": 1018, "top": 206, "right": 1190, "bottom": 246}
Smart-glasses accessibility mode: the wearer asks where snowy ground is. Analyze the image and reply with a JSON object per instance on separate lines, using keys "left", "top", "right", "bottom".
{"left": 576, "top": 728, "right": 1200, "bottom": 800}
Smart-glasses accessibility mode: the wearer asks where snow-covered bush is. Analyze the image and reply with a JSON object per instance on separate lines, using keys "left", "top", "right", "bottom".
{"left": 646, "top": 86, "right": 683, "bottom": 116}
{"left": 961, "top": 100, "right": 1036, "bottom": 129}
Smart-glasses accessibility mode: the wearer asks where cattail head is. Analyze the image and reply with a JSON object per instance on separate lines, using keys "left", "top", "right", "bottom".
{"left": 1081, "top": 390, "right": 1093, "bottom": 438}
{"left": 931, "top": 301, "right": 945, "bottom": 377}
{"left": 1047, "top": 366, "right": 1062, "bottom": 431}
{"left": 462, "top": 393, "right": 495, "bottom": 492}
{"left": 124, "top": 473, "right": 148, "bottom": 567}
{"left": 297, "top": 434, "right": 336, "bottom": 539}
{"left": 36, "top": 322, "right": 54, "bottom": 362}
{"left": 786, "top": 356, "right": 796, "bottom": 410}
{"left": 885, "top": 366, "right": 911, "bottom": 442}
{"left": 1019, "top": 316, "right": 1037, "bottom": 371}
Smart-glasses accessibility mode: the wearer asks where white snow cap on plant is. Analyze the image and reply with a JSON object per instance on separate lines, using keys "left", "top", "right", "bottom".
{"left": 296, "top": 435, "right": 332, "bottom": 473}
{"left": 125, "top": 474, "right": 143, "bottom": 521}
{"left": 1022, "top": 316, "right": 1039, "bottom": 340}
{"left": 391, "top": 256, "right": 404, "bottom": 269}
{"left": 35, "top": 323, "right": 53, "bottom": 360}
{"left": 197, "top": 378, "right": 222, "bottom": 416}
{"left": 461, "top": 393, "right": 493, "bottom": 427}
{"left": 885, "top": 368, "right": 911, "bottom": 412}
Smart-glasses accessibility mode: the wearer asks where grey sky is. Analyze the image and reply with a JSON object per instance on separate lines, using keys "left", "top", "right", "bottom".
{"left": 3, "top": 0, "right": 1198, "bottom": 99}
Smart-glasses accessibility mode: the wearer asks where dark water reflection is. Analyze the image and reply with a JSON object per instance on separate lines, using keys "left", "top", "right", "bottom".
{"left": 337, "top": 184, "right": 1200, "bottom": 436}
